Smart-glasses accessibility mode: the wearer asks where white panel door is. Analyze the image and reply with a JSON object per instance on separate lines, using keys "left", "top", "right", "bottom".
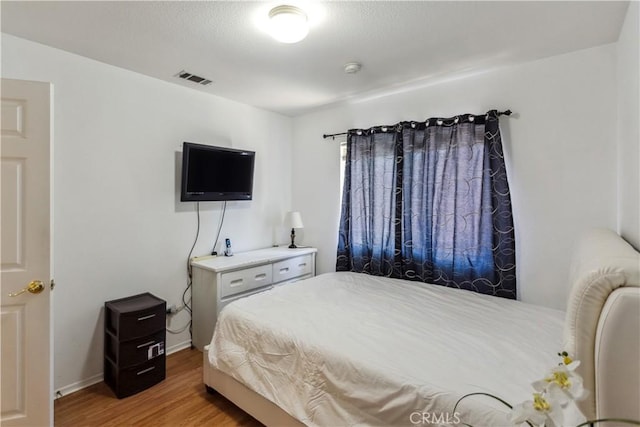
{"left": 1, "top": 78, "right": 52, "bottom": 426}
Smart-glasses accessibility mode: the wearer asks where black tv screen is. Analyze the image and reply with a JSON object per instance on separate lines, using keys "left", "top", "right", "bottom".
{"left": 181, "top": 142, "right": 255, "bottom": 202}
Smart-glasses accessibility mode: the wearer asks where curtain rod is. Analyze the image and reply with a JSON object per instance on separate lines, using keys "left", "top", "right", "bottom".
{"left": 322, "top": 110, "right": 513, "bottom": 140}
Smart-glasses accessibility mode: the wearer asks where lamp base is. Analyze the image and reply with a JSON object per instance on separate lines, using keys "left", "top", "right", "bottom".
{"left": 289, "top": 228, "right": 297, "bottom": 249}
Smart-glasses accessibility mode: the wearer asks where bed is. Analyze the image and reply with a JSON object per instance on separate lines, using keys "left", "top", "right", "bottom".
{"left": 203, "top": 228, "right": 640, "bottom": 426}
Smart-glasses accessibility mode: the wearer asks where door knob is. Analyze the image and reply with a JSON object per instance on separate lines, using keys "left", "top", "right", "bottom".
{"left": 8, "top": 280, "right": 45, "bottom": 297}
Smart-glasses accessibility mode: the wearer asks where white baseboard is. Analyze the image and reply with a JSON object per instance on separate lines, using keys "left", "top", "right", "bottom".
{"left": 54, "top": 339, "right": 193, "bottom": 399}
{"left": 166, "top": 339, "right": 193, "bottom": 355}
{"left": 55, "top": 373, "right": 103, "bottom": 399}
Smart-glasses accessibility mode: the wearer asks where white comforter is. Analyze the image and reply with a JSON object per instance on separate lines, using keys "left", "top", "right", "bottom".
{"left": 208, "top": 272, "right": 565, "bottom": 427}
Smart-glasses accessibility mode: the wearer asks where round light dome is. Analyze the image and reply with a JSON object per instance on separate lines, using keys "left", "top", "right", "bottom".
{"left": 268, "top": 5, "right": 309, "bottom": 43}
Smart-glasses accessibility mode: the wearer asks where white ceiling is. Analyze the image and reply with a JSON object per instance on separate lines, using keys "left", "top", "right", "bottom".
{"left": 1, "top": 1, "right": 629, "bottom": 117}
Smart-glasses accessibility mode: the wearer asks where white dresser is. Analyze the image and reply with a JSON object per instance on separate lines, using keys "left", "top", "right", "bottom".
{"left": 190, "top": 246, "right": 317, "bottom": 350}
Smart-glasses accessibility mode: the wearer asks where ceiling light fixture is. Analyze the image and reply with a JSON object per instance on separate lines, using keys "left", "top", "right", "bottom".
{"left": 268, "top": 5, "right": 309, "bottom": 44}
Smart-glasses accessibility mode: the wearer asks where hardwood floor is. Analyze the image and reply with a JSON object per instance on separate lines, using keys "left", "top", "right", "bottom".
{"left": 55, "top": 348, "right": 263, "bottom": 426}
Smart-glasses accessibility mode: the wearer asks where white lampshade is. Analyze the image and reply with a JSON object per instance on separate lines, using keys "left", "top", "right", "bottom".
{"left": 268, "top": 5, "right": 309, "bottom": 43}
{"left": 287, "top": 211, "right": 304, "bottom": 229}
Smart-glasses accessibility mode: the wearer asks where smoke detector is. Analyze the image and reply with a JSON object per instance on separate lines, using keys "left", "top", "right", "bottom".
{"left": 344, "top": 62, "right": 362, "bottom": 74}
{"left": 175, "top": 70, "right": 213, "bottom": 86}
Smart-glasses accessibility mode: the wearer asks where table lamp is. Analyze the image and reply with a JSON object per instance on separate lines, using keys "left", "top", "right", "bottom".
{"left": 286, "top": 211, "right": 304, "bottom": 248}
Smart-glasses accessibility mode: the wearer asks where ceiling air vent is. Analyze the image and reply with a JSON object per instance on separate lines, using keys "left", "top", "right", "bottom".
{"left": 175, "top": 70, "right": 213, "bottom": 86}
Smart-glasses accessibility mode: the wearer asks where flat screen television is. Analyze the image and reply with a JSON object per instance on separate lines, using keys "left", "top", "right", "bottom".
{"left": 181, "top": 142, "right": 255, "bottom": 202}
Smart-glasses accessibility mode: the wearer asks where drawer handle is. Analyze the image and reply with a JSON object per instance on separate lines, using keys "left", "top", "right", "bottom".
{"left": 279, "top": 267, "right": 289, "bottom": 274}
{"left": 137, "top": 366, "right": 155, "bottom": 376}
{"left": 137, "top": 314, "right": 156, "bottom": 321}
{"left": 230, "top": 278, "right": 244, "bottom": 287}
{"left": 255, "top": 273, "right": 267, "bottom": 281}
{"left": 137, "top": 340, "right": 155, "bottom": 349}
{"left": 298, "top": 263, "right": 307, "bottom": 268}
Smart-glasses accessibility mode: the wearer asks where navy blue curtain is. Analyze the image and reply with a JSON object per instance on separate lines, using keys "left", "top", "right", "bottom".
{"left": 336, "top": 110, "right": 516, "bottom": 298}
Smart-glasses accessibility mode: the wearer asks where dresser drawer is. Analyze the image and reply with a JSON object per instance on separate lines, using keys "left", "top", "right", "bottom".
{"left": 105, "top": 293, "right": 165, "bottom": 341}
{"left": 104, "top": 356, "right": 165, "bottom": 399}
{"left": 105, "top": 329, "right": 165, "bottom": 368}
{"left": 220, "top": 264, "right": 272, "bottom": 298}
{"left": 272, "top": 255, "right": 312, "bottom": 284}
{"left": 116, "top": 305, "right": 165, "bottom": 341}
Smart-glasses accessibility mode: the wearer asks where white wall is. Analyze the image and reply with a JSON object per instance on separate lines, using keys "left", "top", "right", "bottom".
{"left": 617, "top": 2, "right": 640, "bottom": 249}
{"left": 3, "top": 7, "right": 636, "bottom": 394}
{"left": 1, "top": 34, "right": 293, "bottom": 392}
{"left": 292, "top": 44, "right": 618, "bottom": 310}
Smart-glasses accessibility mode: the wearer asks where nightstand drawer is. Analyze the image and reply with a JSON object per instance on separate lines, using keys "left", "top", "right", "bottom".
{"left": 220, "top": 264, "right": 272, "bottom": 298}
{"left": 117, "top": 306, "right": 165, "bottom": 341}
{"left": 104, "top": 356, "right": 165, "bottom": 399}
{"left": 106, "top": 293, "right": 165, "bottom": 341}
{"left": 273, "top": 255, "right": 312, "bottom": 283}
{"left": 106, "top": 329, "right": 165, "bottom": 368}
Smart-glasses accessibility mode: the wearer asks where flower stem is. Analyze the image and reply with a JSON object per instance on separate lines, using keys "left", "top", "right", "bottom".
{"left": 453, "top": 392, "right": 534, "bottom": 427}
{"left": 574, "top": 419, "right": 640, "bottom": 426}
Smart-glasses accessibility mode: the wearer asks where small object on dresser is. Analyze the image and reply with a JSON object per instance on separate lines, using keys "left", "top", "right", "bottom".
{"left": 224, "top": 238, "right": 233, "bottom": 257}
{"left": 104, "top": 292, "right": 166, "bottom": 398}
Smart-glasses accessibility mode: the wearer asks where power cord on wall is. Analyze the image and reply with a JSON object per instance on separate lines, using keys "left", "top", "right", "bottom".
{"left": 211, "top": 201, "right": 227, "bottom": 255}
{"left": 169, "top": 201, "right": 227, "bottom": 341}
{"left": 166, "top": 319, "right": 191, "bottom": 335}
{"left": 186, "top": 201, "right": 201, "bottom": 282}
{"left": 167, "top": 202, "right": 200, "bottom": 338}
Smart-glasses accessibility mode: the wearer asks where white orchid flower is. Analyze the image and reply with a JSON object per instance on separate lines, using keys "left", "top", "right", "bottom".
{"left": 460, "top": 353, "right": 594, "bottom": 427}
{"left": 508, "top": 392, "right": 564, "bottom": 427}
{"left": 532, "top": 357, "right": 588, "bottom": 405}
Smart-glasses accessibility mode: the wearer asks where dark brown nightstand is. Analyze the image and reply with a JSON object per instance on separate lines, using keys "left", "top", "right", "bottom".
{"left": 104, "top": 293, "right": 166, "bottom": 398}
